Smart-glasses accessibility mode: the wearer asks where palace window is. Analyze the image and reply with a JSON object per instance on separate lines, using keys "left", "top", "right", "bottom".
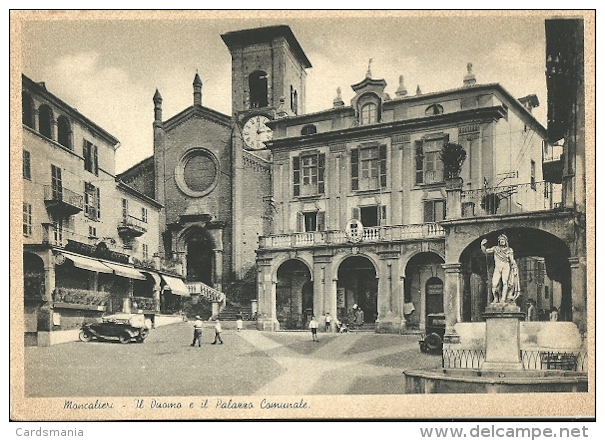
{"left": 249, "top": 71, "right": 268, "bottom": 108}
{"left": 360, "top": 103, "right": 378, "bottom": 125}
{"left": 290, "top": 85, "right": 299, "bottom": 115}
{"left": 22, "top": 92, "right": 34, "bottom": 128}
{"left": 423, "top": 199, "right": 446, "bottom": 223}
{"left": 85, "top": 182, "right": 101, "bottom": 221}
{"left": 38, "top": 105, "right": 54, "bottom": 139}
{"left": 57, "top": 116, "right": 72, "bottom": 150}
{"left": 83, "top": 140, "right": 99, "bottom": 175}
{"left": 425, "top": 104, "right": 444, "bottom": 116}
{"left": 352, "top": 205, "right": 386, "bottom": 227}
{"left": 298, "top": 211, "right": 326, "bottom": 232}
{"left": 414, "top": 137, "right": 448, "bottom": 185}
{"left": 293, "top": 153, "right": 325, "bottom": 196}
{"left": 351, "top": 145, "right": 387, "bottom": 191}
{"left": 301, "top": 124, "right": 317, "bottom": 136}
{"left": 122, "top": 198, "right": 129, "bottom": 219}
{"left": 23, "top": 203, "right": 32, "bottom": 236}
{"left": 51, "top": 165, "right": 62, "bottom": 200}
{"left": 23, "top": 150, "right": 31, "bottom": 180}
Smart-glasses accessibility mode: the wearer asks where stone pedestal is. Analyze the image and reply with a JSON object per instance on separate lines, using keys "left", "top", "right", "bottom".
{"left": 481, "top": 305, "right": 525, "bottom": 372}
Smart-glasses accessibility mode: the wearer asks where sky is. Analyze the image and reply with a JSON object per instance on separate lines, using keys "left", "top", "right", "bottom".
{"left": 18, "top": 11, "right": 550, "bottom": 173}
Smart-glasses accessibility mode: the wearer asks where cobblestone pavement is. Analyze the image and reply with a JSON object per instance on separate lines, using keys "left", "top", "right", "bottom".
{"left": 24, "top": 322, "right": 441, "bottom": 397}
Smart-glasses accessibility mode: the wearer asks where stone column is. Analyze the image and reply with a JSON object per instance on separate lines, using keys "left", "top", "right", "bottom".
{"left": 568, "top": 257, "right": 587, "bottom": 335}
{"left": 445, "top": 177, "right": 463, "bottom": 219}
{"left": 213, "top": 248, "right": 223, "bottom": 293}
{"left": 377, "top": 258, "right": 404, "bottom": 334}
{"left": 37, "top": 249, "right": 56, "bottom": 346}
{"left": 442, "top": 263, "right": 463, "bottom": 343}
{"left": 257, "top": 258, "right": 279, "bottom": 331}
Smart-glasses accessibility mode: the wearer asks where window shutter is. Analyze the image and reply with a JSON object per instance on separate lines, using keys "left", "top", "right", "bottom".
{"left": 83, "top": 140, "right": 89, "bottom": 171}
{"left": 318, "top": 153, "right": 326, "bottom": 194}
{"left": 93, "top": 145, "right": 99, "bottom": 176}
{"left": 423, "top": 201, "right": 433, "bottom": 223}
{"left": 293, "top": 156, "right": 300, "bottom": 197}
{"left": 84, "top": 182, "right": 90, "bottom": 216}
{"left": 296, "top": 212, "right": 304, "bottom": 232}
{"left": 379, "top": 144, "right": 387, "bottom": 188}
{"left": 415, "top": 140, "right": 424, "bottom": 184}
{"left": 351, "top": 148, "right": 359, "bottom": 190}
{"left": 380, "top": 205, "right": 387, "bottom": 224}
{"left": 317, "top": 211, "right": 326, "bottom": 231}
{"left": 352, "top": 207, "right": 360, "bottom": 220}
{"left": 96, "top": 187, "right": 101, "bottom": 220}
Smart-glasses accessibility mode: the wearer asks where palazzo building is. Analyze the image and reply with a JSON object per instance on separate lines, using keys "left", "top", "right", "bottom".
{"left": 21, "top": 75, "right": 187, "bottom": 346}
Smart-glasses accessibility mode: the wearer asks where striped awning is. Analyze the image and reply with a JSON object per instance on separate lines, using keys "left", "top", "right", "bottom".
{"left": 61, "top": 251, "right": 113, "bottom": 274}
{"left": 102, "top": 261, "right": 146, "bottom": 280}
{"left": 160, "top": 275, "right": 190, "bottom": 297}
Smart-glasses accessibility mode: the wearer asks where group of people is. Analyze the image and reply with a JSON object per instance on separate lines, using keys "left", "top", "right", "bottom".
{"left": 190, "top": 315, "right": 226, "bottom": 347}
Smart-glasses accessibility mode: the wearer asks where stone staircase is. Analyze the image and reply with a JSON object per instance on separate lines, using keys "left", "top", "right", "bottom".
{"left": 217, "top": 305, "right": 253, "bottom": 321}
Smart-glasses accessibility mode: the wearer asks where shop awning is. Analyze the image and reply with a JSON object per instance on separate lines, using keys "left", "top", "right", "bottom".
{"left": 141, "top": 271, "right": 162, "bottom": 287}
{"left": 102, "top": 261, "right": 146, "bottom": 280}
{"left": 61, "top": 251, "right": 113, "bottom": 274}
{"left": 161, "top": 275, "right": 190, "bottom": 297}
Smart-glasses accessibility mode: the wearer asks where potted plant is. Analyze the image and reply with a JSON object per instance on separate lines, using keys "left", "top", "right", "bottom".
{"left": 440, "top": 142, "right": 467, "bottom": 185}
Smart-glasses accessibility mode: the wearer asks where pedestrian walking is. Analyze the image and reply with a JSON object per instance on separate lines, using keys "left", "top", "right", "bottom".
{"left": 309, "top": 316, "right": 319, "bottom": 342}
{"left": 212, "top": 318, "right": 224, "bottom": 344}
{"left": 549, "top": 306, "right": 559, "bottom": 322}
{"left": 190, "top": 315, "right": 203, "bottom": 347}
{"left": 236, "top": 316, "right": 243, "bottom": 332}
{"left": 325, "top": 312, "right": 332, "bottom": 332}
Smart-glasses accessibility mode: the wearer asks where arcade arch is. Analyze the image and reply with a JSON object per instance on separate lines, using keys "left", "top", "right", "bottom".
{"left": 459, "top": 228, "right": 572, "bottom": 322}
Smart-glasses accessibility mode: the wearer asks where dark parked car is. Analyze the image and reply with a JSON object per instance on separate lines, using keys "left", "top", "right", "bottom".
{"left": 79, "top": 313, "right": 150, "bottom": 344}
{"left": 419, "top": 313, "right": 446, "bottom": 353}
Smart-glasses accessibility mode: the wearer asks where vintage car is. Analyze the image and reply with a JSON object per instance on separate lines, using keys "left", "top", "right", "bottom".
{"left": 419, "top": 313, "right": 446, "bottom": 353}
{"left": 79, "top": 313, "right": 150, "bottom": 344}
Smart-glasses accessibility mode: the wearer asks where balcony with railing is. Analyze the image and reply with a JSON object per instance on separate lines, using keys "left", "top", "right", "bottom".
{"left": 117, "top": 214, "right": 147, "bottom": 237}
{"left": 259, "top": 222, "right": 445, "bottom": 250}
{"left": 543, "top": 143, "right": 564, "bottom": 184}
{"left": 44, "top": 185, "right": 84, "bottom": 216}
{"left": 460, "top": 181, "right": 562, "bottom": 219}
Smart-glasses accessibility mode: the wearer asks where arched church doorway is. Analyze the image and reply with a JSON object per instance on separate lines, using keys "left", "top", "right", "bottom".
{"left": 404, "top": 252, "right": 445, "bottom": 330}
{"left": 459, "top": 228, "right": 572, "bottom": 322}
{"left": 185, "top": 229, "right": 214, "bottom": 287}
{"left": 337, "top": 256, "right": 377, "bottom": 325}
{"left": 276, "top": 259, "right": 312, "bottom": 330}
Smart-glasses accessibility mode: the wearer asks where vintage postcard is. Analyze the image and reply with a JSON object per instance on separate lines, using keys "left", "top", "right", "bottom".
{"left": 10, "top": 9, "right": 595, "bottom": 422}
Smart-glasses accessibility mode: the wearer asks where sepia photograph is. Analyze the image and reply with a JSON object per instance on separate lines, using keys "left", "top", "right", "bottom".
{"left": 10, "top": 9, "right": 595, "bottom": 422}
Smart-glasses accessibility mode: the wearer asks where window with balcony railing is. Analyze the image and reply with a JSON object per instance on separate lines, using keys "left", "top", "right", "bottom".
{"left": 84, "top": 182, "right": 100, "bottom": 221}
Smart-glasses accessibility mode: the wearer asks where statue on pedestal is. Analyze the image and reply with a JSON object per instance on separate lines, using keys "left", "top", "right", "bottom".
{"left": 481, "top": 234, "right": 520, "bottom": 305}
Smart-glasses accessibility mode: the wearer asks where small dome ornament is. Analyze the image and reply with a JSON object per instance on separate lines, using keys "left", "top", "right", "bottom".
{"left": 333, "top": 87, "right": 344, "bottom": 107}
{"left": 396, "top": 74, "right": 408, "bottom": 97}
{"left": 463, "top": 62, "right": 477, "bottom": 87}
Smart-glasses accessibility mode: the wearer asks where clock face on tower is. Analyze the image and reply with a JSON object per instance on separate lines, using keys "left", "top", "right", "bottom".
{"left": 242, "top": 115, "right": 273, "bottom": 150}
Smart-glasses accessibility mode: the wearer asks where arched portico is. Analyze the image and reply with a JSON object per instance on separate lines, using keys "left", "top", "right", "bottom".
{"left": 403, "top": 252, "right": 446, "bottom": 330}
{"left": 336, "top": 255, "right": 378, "bottom": 326}
{"left": 275, "top": 259, "right": 313, "bottom": 329}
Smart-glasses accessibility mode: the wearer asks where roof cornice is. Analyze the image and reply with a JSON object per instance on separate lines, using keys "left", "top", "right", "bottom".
{"left": 266, "top": 105, "right": 510, "bottom": 150}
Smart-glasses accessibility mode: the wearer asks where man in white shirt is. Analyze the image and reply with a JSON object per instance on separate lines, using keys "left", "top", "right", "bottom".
{"left": 309, "top": 316, "right": 319, "bottom": 342}
{"left": 211, "top": 318, "right": 224, "bottom": 344}
{"left": 191, "top": 315, "right": 203, "bottom": 347}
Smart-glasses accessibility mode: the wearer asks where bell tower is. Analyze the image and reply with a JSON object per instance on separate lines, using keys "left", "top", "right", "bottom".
{"left": 221, "top": 25, "right": 312, "bottom": 116}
